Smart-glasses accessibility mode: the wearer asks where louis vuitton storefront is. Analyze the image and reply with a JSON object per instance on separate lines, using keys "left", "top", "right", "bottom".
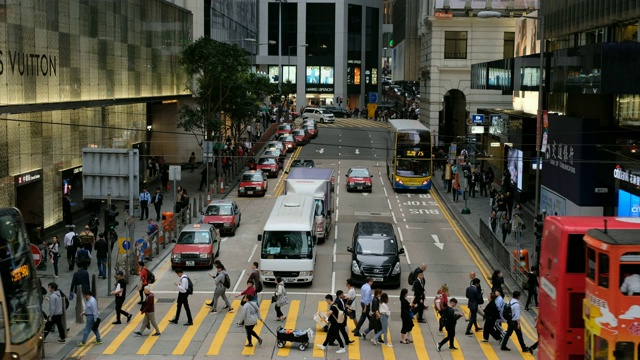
{"left": 0, "top": 0, "right": 192, "bottom": 229}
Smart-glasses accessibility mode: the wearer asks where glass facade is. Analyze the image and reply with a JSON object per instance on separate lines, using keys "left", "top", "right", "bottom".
{"left": 209, "top": 0, "right": 257, "bottom": 54}
{"left": 267, "top": 2, "right": 297, "bottom": 57}
{"left": 0, "top": 0, "right": 192, "bottom": 227}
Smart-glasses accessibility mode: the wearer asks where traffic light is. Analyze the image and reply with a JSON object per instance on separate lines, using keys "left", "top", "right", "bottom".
{"left": 105, "top": 204, "right": 119, "bottom": 231}
{"left": 534, "top": 214, "right": 544, "bottom": 240}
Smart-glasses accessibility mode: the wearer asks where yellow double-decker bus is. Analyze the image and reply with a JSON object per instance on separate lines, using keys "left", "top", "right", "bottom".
{"left": 386, "top": 119, "right": 433, "bottom": 191}
{"left": 0, "top": 208, "right": 44, "bottom": 359}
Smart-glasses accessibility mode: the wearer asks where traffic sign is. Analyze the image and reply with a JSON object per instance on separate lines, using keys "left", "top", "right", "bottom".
{"left": 369, "top": 92, "right": 378, "bottom": 104}
{"left": 169, "top": 165, "right": 181, "bottom": 181}
{"left": 30, "top": 244, "right": 42, "bottom": 267}
{"left": 471, "top": 114, "right": 485, "bottom": 125}
{"left": 122, "top": 240, "right": 131, "bottom": 251}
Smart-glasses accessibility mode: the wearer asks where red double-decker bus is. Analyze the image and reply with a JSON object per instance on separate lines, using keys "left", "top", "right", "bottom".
{"left": 537, "top": 216, "right": 640, "bottom": 360}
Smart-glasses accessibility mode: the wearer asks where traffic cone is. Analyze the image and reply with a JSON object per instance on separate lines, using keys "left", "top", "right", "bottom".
{"left": 219, "top": 180, "right": 225, "bottom": 194}
{"left": 207, "top": 192, "right": 211, "bottom": 204}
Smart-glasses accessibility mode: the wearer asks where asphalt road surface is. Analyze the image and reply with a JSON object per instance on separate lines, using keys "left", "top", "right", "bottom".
{"left": 63, "top": 118, "right": 537, "bottom": 359}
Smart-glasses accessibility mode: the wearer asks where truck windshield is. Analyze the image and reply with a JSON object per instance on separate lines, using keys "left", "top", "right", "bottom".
{"left": 262, "top": 231, "right": 313, "bottom": 259}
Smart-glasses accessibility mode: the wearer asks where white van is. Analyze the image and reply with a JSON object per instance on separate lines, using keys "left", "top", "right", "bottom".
{"left": 302, "top": 107, "right": 335, "bottom": 123}
{"left": 258, "top": 194, "right": 317, "bottom": 284}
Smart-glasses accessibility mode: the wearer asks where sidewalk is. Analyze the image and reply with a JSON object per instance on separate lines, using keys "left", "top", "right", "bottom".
{"left": 431, "top": 169, "right": 538, "bottom": 311}
{"left": 38, "top": 162, "right": 241, "bottom": 352}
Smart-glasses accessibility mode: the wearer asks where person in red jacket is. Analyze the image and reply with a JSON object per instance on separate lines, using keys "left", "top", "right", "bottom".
{"left": 138, "top": 262, "right": 149, "bottom": 304}
{"left": 134, "top": 286, "right": 160, "bottom": 336}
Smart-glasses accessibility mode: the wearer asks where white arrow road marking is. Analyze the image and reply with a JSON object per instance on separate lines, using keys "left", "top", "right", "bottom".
{"left": 355, "top": 149, "right": 360, "bottom": 154}
{"left": 315, "top": 148, "right": 325, "bottom": 153}
{"left": 431, "top": 234, "right": 444, "bottom": 250}
{"left": 362, "top": 193, "right": 368, "bottom": 196}
{"left": 406, "top": 224, "right": 423, "bottom": 229}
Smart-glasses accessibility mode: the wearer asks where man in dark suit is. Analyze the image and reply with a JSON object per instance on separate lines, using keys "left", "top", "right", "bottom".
{"left": 150, "top": 187, "right": 163, "bottom": 222}
{"left": 413, "top": 270, "right": 427, "bottom": 323}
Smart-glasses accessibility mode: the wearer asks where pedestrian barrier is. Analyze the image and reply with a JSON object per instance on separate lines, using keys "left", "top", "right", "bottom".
{"left": 478, "top": 219, "right": 529, "bottom": 290}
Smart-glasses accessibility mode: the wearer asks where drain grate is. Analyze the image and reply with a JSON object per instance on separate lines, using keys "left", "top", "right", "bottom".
{"left": 370, "top": 212, "right": 382, "bottom": 216}
{"left": 156, "top": 298, "right": 175, "bottom": 303}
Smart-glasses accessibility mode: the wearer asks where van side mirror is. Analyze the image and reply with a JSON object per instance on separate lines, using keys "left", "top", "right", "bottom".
{"left": 347, "top": 246, "right": 354, "bottom": 253}
{"left": 257, "top": 234, "right": 262, "bottom": 242}
{"left": 399, "top": 247, "right": 405, "bottom": 254}
{"left": 370, "top": 175, "right": 373, "bottom": 178}
{"left": 345, "top": 174, "right": 348, "bottom": 178}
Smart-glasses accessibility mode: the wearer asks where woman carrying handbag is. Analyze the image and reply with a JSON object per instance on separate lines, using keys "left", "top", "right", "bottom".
{"left": 272, "top": 277, "right": 289, "bottom": 321}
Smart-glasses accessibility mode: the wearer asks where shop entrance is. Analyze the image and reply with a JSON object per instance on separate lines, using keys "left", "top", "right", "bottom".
{"left": 15, "top": 170, "right": 44, "bottom": 237}
{"left": 440, "top": 89, "right": 468, "bottom": 145}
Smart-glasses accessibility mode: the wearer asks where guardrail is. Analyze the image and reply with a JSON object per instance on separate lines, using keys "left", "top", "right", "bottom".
{"left": 478, "top": 219, "right": 529, "bottom": 290}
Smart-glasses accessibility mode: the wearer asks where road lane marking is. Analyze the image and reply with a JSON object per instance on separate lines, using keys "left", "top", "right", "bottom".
{"left": 387, "top": 199, "right": 392, "bottom": 209}
{"left": 409, "top": 313, "right": 430, "bottom": 359}
{"left": 103, "top": 307, "right": 145, "bottom": 354}
{"left": 334, "top": 225, "right": 338, "bottom": 241}
{"left": 207, "top": 300, "right": 241, "bottom": 355}
{"left": 459, "top": 306, "right": 500, "bottom": 360}
{"left": 432, "top": 307, "right": 465, "bottom": 359}
{"left": 136, "top": 303, "right": 177, "bottom": 354}
{"left": 406, "top": 225, "right": 423, "bottom": 229}
{"left": 277, "top": 300, "right": 301, "bottom": 356}
{"left": 336, "top": 208, "right": 339, "bottom": 221}
{"left": 346, "top": 314, "right": 360, "bottom": 359}
{"left": 331, "top": 271, "right": 336, "bottom": 295}
{"left": 313, "top": 301, "right": 328, "bottom": 358}
{"left": 233, "top": 269, "right": 246, "bottom": 292}
{"left": 172, "top": 303, "right": 211, "bottom": 354}
{"left": 241, "top": 300, "right": 271, "bottom": 355}
{"left": 432, "top": 234, "right": 444, "bottom": 250}
{"left": 383, "top": 187, "right": 388, "bottom": 196}
{"left": 382, "top": 329, "right": 396, "bottom": 359}
{"left": 333, "top": 243, "right": 337, "bottom": 263}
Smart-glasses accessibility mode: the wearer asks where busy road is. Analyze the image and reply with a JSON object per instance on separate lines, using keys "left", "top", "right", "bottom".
{"left": 65, "top": 118, "right": 536, "bottom": 359}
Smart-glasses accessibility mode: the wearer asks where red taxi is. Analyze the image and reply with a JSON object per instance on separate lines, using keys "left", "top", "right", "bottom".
{"left": 346, "top": 167, "right": 373, "bottom": 192}
{"left": 238, "top": 170, "right": 268, "bottom": 197}
{"left": 200, "top": 200, "right": 241, "bottom": 235}
{"left": 256, "top": 156, "right": 280, "bottom": 178}
{"left": 303, "top": 124, "right": 317, "bottom": 138}
{"left": 278, "top": 134, "right": 296, "bottom": 152}
{"left": 171, "top": 223, "right": 220, "bottom": 269}
{"left": 262, "top": 149, "right": 284, "bottom": 168}
{"left": 292, "top": 129, "right": 310, "bottom": 145}
{"left": 275, "top": 123, "right": 293, "bottom": 136}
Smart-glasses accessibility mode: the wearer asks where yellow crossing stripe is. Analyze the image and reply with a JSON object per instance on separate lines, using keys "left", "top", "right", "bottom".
{"left": 408, "top": 312, "right": 430, "bottom": 359}
{"left": 207, "top": 300, "right": 241, "bottom": 355}
{"left": 103, "top": 307, "right": 145, "bottom": 354}
{"left": 313, "top": 300, "right": 328, "bottom": 358}
{"left": 136, "top": 303, "right": 177, "bottom": 354}
{"left": 241, "top": 299, "right": 271, "bottom": 355}
{"left": 172, "top": 302, "right": 211, "bottom": 355}
{"left": 276, "top": 300, "right": 301, "bottom": 356}
{"left": 318, "top": 118, "right": 390, "bottom": 129}
{"left": 346, "top": 314, "right": 361, "bottom": 359}
{"left": 460, "top": 305, "right": 500, "bottom": 360}
{"left": 381, "top": 328, "right": 396, "bottom": 359}
{"left": 432, "top": 307, "right": 465, "bottom": 360}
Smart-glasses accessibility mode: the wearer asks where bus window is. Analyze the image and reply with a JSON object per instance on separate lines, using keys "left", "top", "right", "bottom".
{"left": 614, "top": 342, "right": 635, "bottom": 360}
{"left": 567, "top": 234, "right": 586, "bottom": 273}
{"left": 619, "top": 252, "right": 640, "bottom": 296}
{"left": 587, "top": 248, "right": 596, "bottom": 281}
{"left": 598, "top": 253, "right": 609, "bottom": 288}
{"left": 594, "top": 335, "right": 608, "bottom": 360}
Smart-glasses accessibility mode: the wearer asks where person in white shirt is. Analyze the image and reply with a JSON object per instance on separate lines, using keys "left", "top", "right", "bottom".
{"left": 169, "top": 269, "right": 193, "bottom": 326}
{"left": 139, "top": 187, "right": 151, "bottom": 220}
{"left": 345, "top": 279, "right": 358, "bottom": 328}
{"left": 372, "top": 293, "right": 393, "bottom": 347}
{"left": 500, "top": 291, "right": 529, "bottom": 352}
{"left": 620, "top": 273, "right": 640, "bottom": 295}
{"left": 64, "top": 226, "right": 77, "bottom": 271}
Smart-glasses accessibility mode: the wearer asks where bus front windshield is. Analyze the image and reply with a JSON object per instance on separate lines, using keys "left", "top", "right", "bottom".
{"left": 0, "top": 209, "right": 43, "bottom": 345}
{"left": 261, "top": 231, "right": 313, "bottom": 259}
{"left": 396, "top": 130, "right": 431, "bottom": 177}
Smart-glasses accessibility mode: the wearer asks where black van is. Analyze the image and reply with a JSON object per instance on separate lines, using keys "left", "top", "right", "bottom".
{"left": 347, "top": 222, "right": 404, "bottom": 288}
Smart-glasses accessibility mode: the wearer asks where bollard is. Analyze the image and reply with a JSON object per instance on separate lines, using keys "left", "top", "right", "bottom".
{"left": 192, "top": 196, "right": 198, "bottom": 218}
{"left": 75, "top": 285, "right": 84, "bottom": 323}
{"left": 148, "top": 234, "right": 154, "bottom": 261}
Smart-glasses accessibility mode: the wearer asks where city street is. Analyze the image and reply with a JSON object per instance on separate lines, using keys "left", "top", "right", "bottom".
{"left": 57, "top": 118, "right": 537, "bottom": 359}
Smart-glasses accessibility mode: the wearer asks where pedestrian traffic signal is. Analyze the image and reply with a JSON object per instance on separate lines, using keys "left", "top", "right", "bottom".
{"left": 534, "top": 215, "right": 544, "bottom": 240}
{"left": 106, "top": 207, "right": 119, "bottom": 230}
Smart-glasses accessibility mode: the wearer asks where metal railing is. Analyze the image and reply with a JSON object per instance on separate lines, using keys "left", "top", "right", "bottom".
{"left": 478, "top": 219, "right": 529, "bottom": 290}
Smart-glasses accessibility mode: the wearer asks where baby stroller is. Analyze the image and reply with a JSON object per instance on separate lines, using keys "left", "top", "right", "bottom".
{"left": 275, "top": 326, "right": 313, "bottom": 351}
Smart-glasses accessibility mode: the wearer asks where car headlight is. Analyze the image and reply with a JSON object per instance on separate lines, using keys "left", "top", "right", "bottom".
{"left": 239, "top": 187, "right": 245, "bottom": 191}
{"left": 224, "top": 222, "right": 232, "bottom": 227}
{"left": 200, "top": 253, "right": 211, "bottom": 258}
{"left": 351, "top": 260, "right": 361, "bottom": 274}
{"left": 299, "top": 271, "right": 314, "bottom": 277}
{"left": 172, "top": 253, "right": 180, "bottom": 259}
{"left": 395, "top": 178, "right": 404, "bottom": 184}
{"left": 261, "top": 270, "right": 274, "bottom": 276}
{"left": 256, "top": 186, "right": 263, "bottom": 190}
{"left": 422, "top": 179, "right": 430, "bottom": 185}
{"left": 391, "top": 262, "right": 401, "bottom": 275}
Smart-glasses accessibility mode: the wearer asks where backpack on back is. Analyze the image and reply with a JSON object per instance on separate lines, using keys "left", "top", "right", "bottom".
{"left": 223, "top": 273, "right": 231, "bottom": 289}
{"left": 503, "top": 300, "right": 514, "bottom": 321}
{"left": 58, "top": 290, "right": 70, "bottom": 310}
{"left": 88, "top": 217, "right": 99, "bottom": 229}
{"left": 408, "top": 268, "right": 417, "bottom": 286}
{"left": 434, "top": 293, "right": 445, "bottom": 312}
{"left": 185, "top": 276, "right": 194, "bottom": 295}
{"left": 147, "top": 269, "right": 156, "bottom": 284}
{"left": 72, "top": 234, "right": 81, "bottom": 248}
{"left": 254, "top": 271, "right": 263, "bottom": 293}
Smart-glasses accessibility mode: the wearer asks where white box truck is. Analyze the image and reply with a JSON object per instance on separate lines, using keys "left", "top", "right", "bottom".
{"left": 285, "top": 168, "right": 334, "bottom": 243}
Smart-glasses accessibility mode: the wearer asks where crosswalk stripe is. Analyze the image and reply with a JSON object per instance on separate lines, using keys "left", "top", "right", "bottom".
{"left": 136, "top": 303, "right": 177, "bottom": 354}
{"left": 346, "top": 315, "right": 361, "bottom": 359}
{"left": 408, "top": 312, "right": 430, "bottom": 359}
{"left": 103, "top": 309, "right": 145, "bottom": 354}
{"left": 313, "top": 301, "right": 328, "bottom": 358}
{"left": 207, "top": 300, "right": 241, "bottom": 355}
{"left": 276, "top": 300, "right": 301, "bottom": 356}
{"left": 241, "top": 299, "right": 271, "bottom": 355}
{"left": 460, "top": 305, "right": 501, "bottom": 360}
{"left": 432, "top": 307, "right": 465, "bottom": 359}
{"left": 172, "top": 302, "right": 211, "bottom": 355}
{"left": 381, "top": 328, "right": 396, "bottom": 359}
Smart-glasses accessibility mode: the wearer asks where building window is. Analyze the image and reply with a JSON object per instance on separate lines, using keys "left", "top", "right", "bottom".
{"left": 504, "top": 32, "right": 515, "bottom": 58}
{"left": 444, "top": 31, "right": 467, "bottom": 59}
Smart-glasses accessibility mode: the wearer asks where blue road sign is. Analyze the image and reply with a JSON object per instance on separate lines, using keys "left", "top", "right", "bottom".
{"left": 471, "top": 114, "right": 485, "bottom": 124}
{"left": 122, "top": 240, "right": 131, "bottom": 251}
{"left": 137, "top": 238, "right": 148, "bottom": 250}
{"left": 369, "top": 92, "right": 378, "bottom": 104}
